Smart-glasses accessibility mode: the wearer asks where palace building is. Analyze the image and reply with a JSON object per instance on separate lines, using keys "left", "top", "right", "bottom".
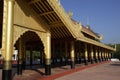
{"left": 0, "top": 0, "right": 115, "bottom": 80}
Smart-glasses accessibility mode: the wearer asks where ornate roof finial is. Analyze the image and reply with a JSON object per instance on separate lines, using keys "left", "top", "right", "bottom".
{"left": 86, "top": 25, "right": 90, "bottom": 29}
{"left": 56, "top": 0, "right": 61, "bottom": 5}
{"left": 79, "top": 22, "right": 82, "bottom": 26}
{"left": 99, "top": 35, "right": 103, "bottom": 40}
{"left": 68, "top": 11, "right": 73, "bottom": 18}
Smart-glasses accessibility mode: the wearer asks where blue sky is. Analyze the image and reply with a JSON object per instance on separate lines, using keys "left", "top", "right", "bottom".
{"left": 60, "top": 0, "right": 120, "bottom": 44}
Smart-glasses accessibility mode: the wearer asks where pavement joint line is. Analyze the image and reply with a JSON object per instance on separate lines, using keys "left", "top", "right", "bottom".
{"left": 38, "top": 61, "right": 110, "bottom": 80}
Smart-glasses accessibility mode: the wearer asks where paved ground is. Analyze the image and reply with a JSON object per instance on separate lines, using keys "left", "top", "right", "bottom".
{"left": 0, "top": 61, "right": 120, "bottom": 80}
{"left": 55, "top": 61, "right": 120, "bottom": 80}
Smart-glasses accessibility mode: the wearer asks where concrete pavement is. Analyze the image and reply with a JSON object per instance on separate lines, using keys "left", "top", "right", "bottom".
{"left": 0, "top": 61, "right": 120, "bottom": 80}
{"left": 55, "top": 61, "right": 120, "bottom": 80}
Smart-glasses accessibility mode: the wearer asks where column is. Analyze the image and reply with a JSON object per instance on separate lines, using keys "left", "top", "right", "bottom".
{"left": 109, "top": 53, "right": 112, "bottom": 60}
{"left": 101, "top": 49, "right": 104, "bottom": 61}
{"left": 108, "top": 52, "right": 110, "bottom": 60}
{"left": 94, "top": 46, "right": 98, "bottom": 63}
{"left": 2, "top": 0, "right": 14, "bottom": 80}
{"left": 104, "top": 50, "right": 107, "bottom": 61}
{"left": 70, "top": 41, "right": 75, "bottom": 69}
{"left": 98, "top": 47, "right": 101, "bottom": 62}
{"left": 90, "top": 45, "right": 94, "bottom": 64}
{"left": 22, "top": 44, "right": 26, "bottom": 70}
{"left": 45, "top": 33, "right": 51, "bottom": 75}
{"left": 103, "top": 50, "right": 105, "bottom": 61}
{"left": 84, "top": 43, "right": 88, "bottom": 65}
{"left": 108, "top": 53, "right": 111, "bottom": 60}
{"left": 14, "top": 50, "right": 18, "bottom": 60}
{"left": 60, "top": 41, "right": 63, "bottom": 65}
{"left": 99, "top": 48, "right": 102, "bottom": 62}
{"left": 52, "top": 42, "right": 55, "bottom": 65}
{"left": 65, "top": 42, "right": 68, "bottom": 65}
{"left": 17, "top": 38, "right": 23, "bottom": 75}
{"left": 30, "top": 46, "right": 33, "bottom": 68}
{"left": 106, "top": 51, "right": 108, "bottom": 61}
{"left": 102, "top": 50, "right": 105, "bottom": 61}
{"left": 79, "top": 42, "right": 82, "bottom": 64}
{"left": 41, "top": 50, "right": 44, "bottom": 65}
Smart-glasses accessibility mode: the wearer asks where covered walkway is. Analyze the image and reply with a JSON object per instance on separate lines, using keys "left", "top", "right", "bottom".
{"left": 0, "top": 0, "right": 116, "bottom": 80}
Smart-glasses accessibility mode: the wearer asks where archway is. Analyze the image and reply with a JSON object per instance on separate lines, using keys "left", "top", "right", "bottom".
{"left": 14, "top": 31, "right": 45, "bottom": 75}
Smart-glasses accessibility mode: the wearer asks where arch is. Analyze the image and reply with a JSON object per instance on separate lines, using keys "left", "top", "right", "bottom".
{"left": 13, "top": 25, "right": 47, "bottom": 50}
{"left": 14, "top": 30, "right": 44, "bottom": 50}
{"left": 13, "top": 25, "right": 52, "bottom": 62}
{"left": 14, "top": 30, "right": 46, "bottom": 66}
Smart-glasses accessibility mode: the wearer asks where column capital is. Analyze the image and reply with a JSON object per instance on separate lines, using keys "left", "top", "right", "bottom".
{"left": 46, "top": 33, "right": 51, "bottom": 37}
{"left": 8, "top": 0, "right": 15, "bottom": 2}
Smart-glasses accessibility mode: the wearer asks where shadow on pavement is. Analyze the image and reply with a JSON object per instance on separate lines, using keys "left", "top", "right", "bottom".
{"left": 11, "top": 65, "right": 45, "bottom": 80}
{"left": 110, "top": 61, "right": 120, "bottom": 66}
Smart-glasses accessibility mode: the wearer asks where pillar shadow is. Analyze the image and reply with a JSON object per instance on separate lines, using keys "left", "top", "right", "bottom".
{"left": 11, "top": 64, "right": 45, "bottom": 80}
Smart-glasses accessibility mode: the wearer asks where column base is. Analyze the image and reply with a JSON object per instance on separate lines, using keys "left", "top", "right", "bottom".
{"left": 95, "top": 59, "right": 98, "bottom": 63}
{"left": 101, "top": 58, "right": 104, "bottom": 61}
{"left": 65, "top": 58, "right": 68, "bottom": 65}
{"left": 17, "top": 64, "right": 22, "bottom": 75}
{"left": 84, "top": 59, "right": 88, "bottom": 65}
{"left": 2, "top": 70, "right": 12, "bottom": 80}
{"left": 90, "top": 59, "right": 94, "bottom": 64}
{"left": 71, "top": 61, "right": 75, "bottom": 69}
{"left": 105, "top": 58, "right": 107, "bottom": 61}
{"left": 79, "top": 58, "right": 82, "bottom": 64}
{"left": 22, "top": 61, "right": 26, "bottom": 70}
{"left": 98, "top": 58, "right": 102, "bottom": 62}
{"left": 109, "top": 58, "right": 111, "bottom": 61}
{"left": 107, "top": 58, "right": 109, "bottom": 61}
{"left": 45, "top": 64, "right": 51, "bottom": 75}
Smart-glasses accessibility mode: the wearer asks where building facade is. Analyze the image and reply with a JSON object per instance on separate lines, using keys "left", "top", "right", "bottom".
{"left": 0, "top": 0, "right": 115, "bottom": 80}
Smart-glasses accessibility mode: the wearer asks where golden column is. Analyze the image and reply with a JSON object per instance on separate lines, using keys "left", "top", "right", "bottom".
{"left": 45, "top": 33, "right": 51, "bottom": 75}
{"left": 106, "top": 51, "right": 108, "bottom": 61}
{"left": 2, "top": 0, "right": 14, "bottom": 80}
{"left": 90, "top": 45, "right": 94, "bottom": 64}
{"left": 70, "top": 41, "right": 75, "bottom": 69}
{"left": 101, "top": 48, "right": 103, "bottom": 61}
{"left": 107, "top": 51, "right": 109, "bottom": 61}
{"left": 102, "top": 49, "right": 105, "bottom": 61}
{"left": 108, "top": 52, "right": 110, "bottom": 61}
{"left": 95, "top": 47, "right": 98, "bottom": 63}
{"left": 99, "top": 48, "right": 102, "bottom": 62}
{"left": 78, "top": 42, "right": 82, "bottom": 64}
{"left": 98, "top": 47, "right": 101, "bottom": 62}
{"left": 17, "top": 37, "right": 23, "bottom": 75}
{"left": 109, "top": 53, "right": 111, "bottom": 60}
{"left": 103, "top": 49, "right": 105, "bottom": 61}
{"left": 104, "top": 50, "right": 107, "bottom": 61}
{"left": 65, "top": 42, "right": 68, "bottom": 65}
{"left": 84, "top": 43, "right": 88, "bottom": 65}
